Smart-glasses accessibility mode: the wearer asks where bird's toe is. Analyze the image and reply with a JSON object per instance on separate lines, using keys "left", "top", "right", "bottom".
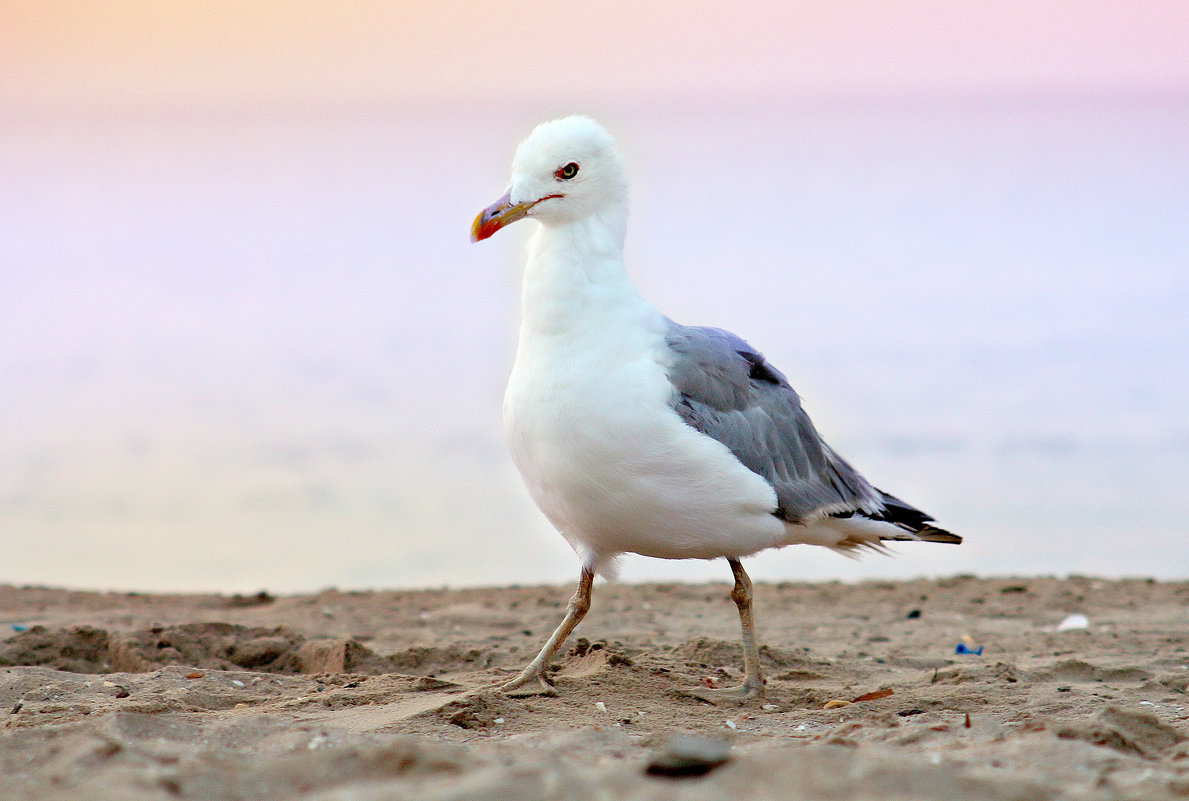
{"left": 677, "top": 680, "right": 764, "bottom": 705}
{"left": 499, "top": 673, "right": 560, "bottom": 698}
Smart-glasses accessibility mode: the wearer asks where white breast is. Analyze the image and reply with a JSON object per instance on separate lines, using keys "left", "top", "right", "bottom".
{"left": 503, "top": 242, "right": 783, "bottom": 574}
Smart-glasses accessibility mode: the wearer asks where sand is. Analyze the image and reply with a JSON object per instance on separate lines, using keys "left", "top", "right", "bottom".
{"left": 1, "top": 576, "right": 1186, "bottom": 800}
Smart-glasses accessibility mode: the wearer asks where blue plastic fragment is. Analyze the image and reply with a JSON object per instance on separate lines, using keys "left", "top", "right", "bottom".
{"left": 954, "top": 643, "right": 983, "bottom": 655}
{"left": 11, "top": 624, "right": 28, "bottom": 632}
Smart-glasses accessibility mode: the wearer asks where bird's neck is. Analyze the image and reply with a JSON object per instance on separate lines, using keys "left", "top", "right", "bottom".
{"left": 520, "top": 212, "right": 653, "bottom": 339}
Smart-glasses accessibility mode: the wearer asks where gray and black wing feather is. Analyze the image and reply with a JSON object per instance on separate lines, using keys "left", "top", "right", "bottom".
{"left": 664, "top": 323, "right": 959, "bottom": 545}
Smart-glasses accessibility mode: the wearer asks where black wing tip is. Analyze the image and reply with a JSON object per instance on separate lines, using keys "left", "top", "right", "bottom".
{"left": 861, "top": 490, "right": 962, "bottom": 544}
{"left": 912, "top": 525, "right": 963, "bottom": 545}
{"left": 874, "top": 525, "right": 962, "bottom": 545}
{"left": 874, "top": 489, "right": 935, "bottom": 525}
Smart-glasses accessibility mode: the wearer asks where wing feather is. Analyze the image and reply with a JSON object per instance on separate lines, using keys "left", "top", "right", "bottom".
{"left": 664, "top": 322, "right": 960, "bottom": 544}
{"left": 665, "top": 323, "right": 884, "bottom": 523}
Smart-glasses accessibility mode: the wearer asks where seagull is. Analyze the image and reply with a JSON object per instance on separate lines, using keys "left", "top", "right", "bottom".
{"left": 471, "top": 116, "right": 959, "bottom": 700}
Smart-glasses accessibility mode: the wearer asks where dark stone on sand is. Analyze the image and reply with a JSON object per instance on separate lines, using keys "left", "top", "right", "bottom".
{"left": 646, "top": 735, "right": 732, "bottom": 778}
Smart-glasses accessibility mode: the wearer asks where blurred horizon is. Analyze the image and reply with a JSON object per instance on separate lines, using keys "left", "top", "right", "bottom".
{"left": 2, "top": 3, "right": 1187, "bottom": 592}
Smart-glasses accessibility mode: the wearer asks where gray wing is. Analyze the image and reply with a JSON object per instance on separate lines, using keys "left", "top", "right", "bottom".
{"left": 664, "top": 322, "right": 885, "bottom": 524}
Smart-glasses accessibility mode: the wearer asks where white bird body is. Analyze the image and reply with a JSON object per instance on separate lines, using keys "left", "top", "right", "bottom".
{"left": 504, "top": 223, "right": 785, "bottom": 573}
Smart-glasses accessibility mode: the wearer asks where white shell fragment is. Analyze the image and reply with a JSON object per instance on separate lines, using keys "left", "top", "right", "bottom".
{"left": 1056, "top": 613, "right": 1090, "bottom": 631}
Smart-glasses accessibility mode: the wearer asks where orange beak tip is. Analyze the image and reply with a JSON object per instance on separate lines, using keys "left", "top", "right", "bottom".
{"left": 470, "top": 200, "right": 505, "bottom": 243}
{"left": 470, "top": 212, "right": 494, "bottom": 242}
{"left": 471, "top": 190, "right": 537, "bottom": 243}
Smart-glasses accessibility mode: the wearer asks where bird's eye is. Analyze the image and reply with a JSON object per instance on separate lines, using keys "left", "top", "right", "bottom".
{"left": 555, "top": 162, "right": 579, "bottom": 180}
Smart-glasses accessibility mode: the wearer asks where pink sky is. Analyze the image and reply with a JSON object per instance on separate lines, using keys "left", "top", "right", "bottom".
{"left": 2, "top": 1, "right": 1187, "bottom": 107}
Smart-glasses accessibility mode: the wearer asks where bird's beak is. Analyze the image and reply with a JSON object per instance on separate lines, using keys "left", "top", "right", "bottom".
{"left": 470, "top": 190, "right": 539, "bottom": 242}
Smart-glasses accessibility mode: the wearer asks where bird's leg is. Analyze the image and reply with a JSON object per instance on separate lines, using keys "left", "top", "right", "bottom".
{"left": 499, "top": 567, "right": 594, "bottom": 697}
{"left": 728, "top": 557, "right": 766, "bottom": 695}
{"left": 687, "top": 558, "right": 765, "bottom": 702}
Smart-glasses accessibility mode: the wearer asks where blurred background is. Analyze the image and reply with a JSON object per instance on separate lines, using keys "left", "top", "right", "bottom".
{"left": 1, "top": 2, "right": 1186, "bottom": 592}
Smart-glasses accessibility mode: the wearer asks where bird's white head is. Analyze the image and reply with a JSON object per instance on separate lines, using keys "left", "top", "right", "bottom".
{"left": 471, "top": 115, "right": 628, "bottom": 242}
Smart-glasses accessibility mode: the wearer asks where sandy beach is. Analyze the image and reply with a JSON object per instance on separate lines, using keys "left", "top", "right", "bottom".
{"left": 2, "top": 576, "right": 1186, "bottom": 800}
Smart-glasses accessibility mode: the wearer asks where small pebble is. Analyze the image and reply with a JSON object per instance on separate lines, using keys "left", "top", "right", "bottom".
{"left": 823, "top": 699, "right": 851, "bottom": 709}
{"left": 595, "top": 701, "right": 608, "bottom": 713}
{"left": 645, "top": 735, "right": 731, "bottom": 778}
{"left": 723, "top": 719, "right": 737, "bottom": 730}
